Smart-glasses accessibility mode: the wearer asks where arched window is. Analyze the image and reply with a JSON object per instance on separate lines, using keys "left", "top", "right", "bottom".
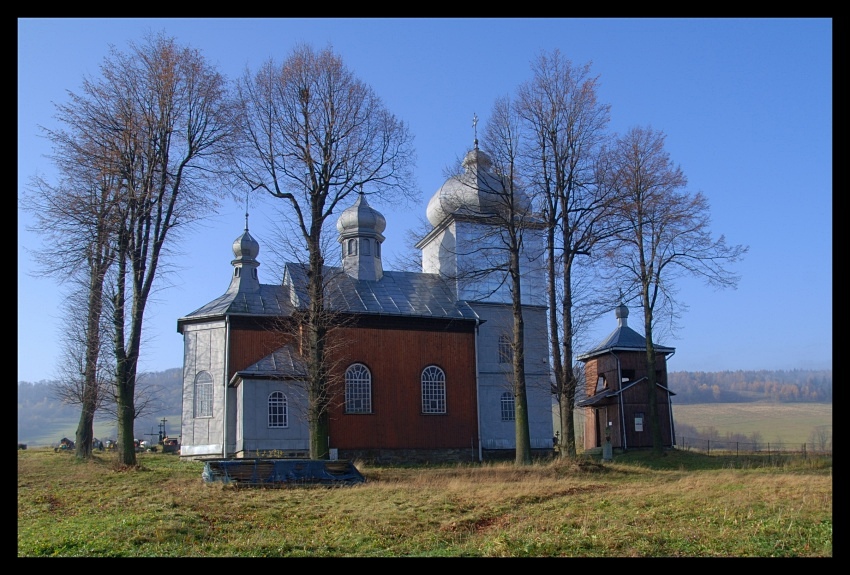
{"left": 347, "top": 238, "right": 357, "bottom": 256}
{"left": 500, "top": 392, "right": 515, "bottom": 421}
{"left": 376, "top": 241, "right": 381, "bottom": 258}
{"left": 362, "top": 238, "right": 371, "bottom": 255}
{"left": 421, "top": 365, "right": 446, "bottom": 414}
{"left": 498, "top": 334, "right": 513, "bottom": 364}
{"left": 268, "top": 391, "right": 288, "bottom": 428}
{"left": 345, "top": 363, "right": 372, "bottom": 414}
{"left": 194, "top": 371, "right": 214, "bottom": 418}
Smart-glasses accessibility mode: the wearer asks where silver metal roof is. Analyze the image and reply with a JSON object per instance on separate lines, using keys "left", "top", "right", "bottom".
{"left": 180, "top": 264, "right": 480, "bottom": 325}
{"left": 179, "top": 283, "right": 294, "bottom": 322}
{"left": 230, "top": 344, "right": 307, "bottom": 384}
{"left": 284, "top": 264, "right": 480, "bottom": 321}
{"left": 577, "top": 325, "right": 675, "bottom": 361}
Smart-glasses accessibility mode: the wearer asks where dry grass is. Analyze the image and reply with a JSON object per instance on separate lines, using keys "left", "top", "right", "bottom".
{"left": 18, "top": 448, "right": 831, "bottom": 557}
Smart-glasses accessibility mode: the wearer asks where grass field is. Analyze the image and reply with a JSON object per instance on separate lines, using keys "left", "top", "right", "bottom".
{"left": 672, "top": 403, "right": 832, "bottom": 446}
{"left": 17, "top": 447, "right": 831, "bottom": 557}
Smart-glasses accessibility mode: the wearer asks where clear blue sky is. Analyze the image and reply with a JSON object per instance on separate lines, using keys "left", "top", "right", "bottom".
{"left": 18, "top": 18, "right": 832, "bottom": 383}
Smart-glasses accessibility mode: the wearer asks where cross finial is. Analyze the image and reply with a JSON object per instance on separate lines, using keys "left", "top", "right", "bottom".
{"left": 245, "top": 193, "right": 250, "bottom": 231}
{"left": 472, "top": 113, "right": 479, "bottom": 145}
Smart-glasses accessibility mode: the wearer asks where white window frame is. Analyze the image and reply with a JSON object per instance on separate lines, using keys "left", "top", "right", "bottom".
{"left": 421, "top": 365, "right": 446, "bottom": 414}
{"left": 345, "top": 363, "right": 372, "bottom": 414}
{"left": 268, "top": 391, "right": 288, "bottom": 428}
{"left": 500, "top": 391, "right": 515, "bottom": 421}
{"left": 194, "top": 371, "right": 214, "bottom": 418}
{"left": 498, "top": 334, "right": 513, "bottom": 364}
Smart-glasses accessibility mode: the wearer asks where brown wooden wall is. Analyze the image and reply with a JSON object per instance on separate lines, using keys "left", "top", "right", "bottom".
{"left": 226, "top": 316, "right": 479, "bottom": 451}
{"left": 228, "top": 320, "right": 292, "bottom": 377}
{"left": 582, "top": 350, "right": 673, "bottom": 449}
{"left": 326, "top": 326, "right": 478, "bottom": 450}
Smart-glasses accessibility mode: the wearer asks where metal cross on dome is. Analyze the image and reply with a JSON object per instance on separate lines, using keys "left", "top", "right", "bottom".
{"left": 472, "top": 113, "right": 478, "bottom": 141}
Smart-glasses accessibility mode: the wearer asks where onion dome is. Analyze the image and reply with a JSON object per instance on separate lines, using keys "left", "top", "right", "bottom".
{"left": 232, "top": 227, "right": 259, "bottom": 263}
{"left": 227, "top": 212, "right": 261, "bottom": 293}
{"left": 426, "top": 143, "right": 530, "bottom": 227}
{"left": 337, "top": 192, "right": 386, "bottom": 236}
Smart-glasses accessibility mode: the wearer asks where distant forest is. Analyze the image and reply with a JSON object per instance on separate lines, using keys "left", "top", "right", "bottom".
{"left": 17, "top": 368, "right": 831, "bottom": 445}
{"left": 666, "top": 369, "right": 832, "bottom": 404}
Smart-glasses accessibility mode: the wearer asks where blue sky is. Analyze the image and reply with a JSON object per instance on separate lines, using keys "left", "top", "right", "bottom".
{"left": 17, "top": 18, "right": 832, "bottom": 383}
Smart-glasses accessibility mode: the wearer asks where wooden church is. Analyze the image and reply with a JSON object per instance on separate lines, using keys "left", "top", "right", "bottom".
{"left": 176, "top": 141, "right": 554, "bottom": 463}
{"left": 576, "top": 303, "right": 676, "bottom": 450}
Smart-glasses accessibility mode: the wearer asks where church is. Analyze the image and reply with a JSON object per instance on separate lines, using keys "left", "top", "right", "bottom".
{"left": 176, "top": 141, "right": 555, "bottom": 463}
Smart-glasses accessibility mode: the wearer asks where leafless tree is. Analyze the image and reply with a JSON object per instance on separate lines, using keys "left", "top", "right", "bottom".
{"left": 22, "top": 155, "right": 122, "bottom": 459}
{"left": 599, "top": 126, "right": 748, "bottom": 454}
{"left": 515, "top": 50, "right": 615, "bottom": 458}
{"left": 479, "top": 98, "right": 541, "bottom": 464}
{"left": 32, "top": 31, "right": 239, "bottom": 466}
{"left": 233, "top": 44, "right": 416, "bottom": 459}
{"left": 431, "top": 102, "right": 542, "bottom": 464}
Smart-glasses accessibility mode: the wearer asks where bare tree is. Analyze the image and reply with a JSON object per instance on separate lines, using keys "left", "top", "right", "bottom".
{"left": 35, "top": 31, "right": 238, "bottom": 466}
{"left": 431, "top": 103, "right": 543, "bottom": 464}
{"left": 515, "top": 50, "right": 614, "bottom": 459}
{"left": 479, "top": 98, "right": 542, "bottom": 464}
{"left": 599, "top": 126, "right": 748, "bottom": 454}
{"left": 233, "top": 44, "right": 416, "bottom": 459}
{"left": 22, "top": 157, "right": 122, "bottom": 459}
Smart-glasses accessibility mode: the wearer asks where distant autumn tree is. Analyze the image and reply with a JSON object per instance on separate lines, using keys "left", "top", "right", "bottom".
{"left": 233, "top": 44, "right": 416, "bottom": 459}
{"left": 599, "top": 126, "right": 748, "bottom": 454}
{"left": 28, "top": 32, "right": 238, "bottom": 466}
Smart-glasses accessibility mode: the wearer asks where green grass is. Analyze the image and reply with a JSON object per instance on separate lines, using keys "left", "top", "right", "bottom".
{"left": 673, "top": 403, "right": 832, "bottom": 446}
{"left": 18, "top": 448, "right": 831, "bottom": 557}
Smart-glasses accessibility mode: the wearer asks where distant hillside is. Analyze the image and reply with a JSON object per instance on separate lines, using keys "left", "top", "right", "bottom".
{"left": 18, "top": 368, "right": 183, "bottom": 447}
{"left": 18, "top": 367, "right": 831, "bottom": 446}
{"left": 667, "top": 369, "right": 831, "bottom": 404}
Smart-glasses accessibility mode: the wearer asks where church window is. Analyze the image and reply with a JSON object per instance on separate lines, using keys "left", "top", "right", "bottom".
{"left": 595, "top": 375, "right": 607, "bottom": 393}
{"left": 498, "top": 334, "right": 513, "bottom": 364}
{"left": 268, "top": 391, "right": 288, "bottom": 428}
{"left": 345, "top": 363, "right": 372, "bottom": 414}
{"left": 500, "top": 391, "right": 515, "bottom": 421}
{"left": 347, "top": 238, "right": 357, "bottom": 256}
{"left": 421, "top": 365, "right": 446, "bottom": 414}
{"left": 376, "top": 241, "right": 381, "bottom": 258}
{"left": 194, "top": 371, "right": 213, "bottom": 418}
{"left": 362, "top": 238, "right": 371, "bottom": 255}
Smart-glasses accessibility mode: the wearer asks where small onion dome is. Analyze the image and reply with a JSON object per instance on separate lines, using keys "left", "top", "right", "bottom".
{"left": 615, "top": 302, "right": 629, "bottom": 327}
{"left": 336, "top": 192, "right": 386, "bottom": 236}
{"left": 426, "top": 146, "right": 530, "bottom": 227}
{"left": 232, "top": 229, "right": 259, "bottom": 262}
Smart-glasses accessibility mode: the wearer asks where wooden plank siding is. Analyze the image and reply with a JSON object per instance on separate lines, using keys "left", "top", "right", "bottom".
{"left": 228, "top": 321, "right": 293, "bottom": 378}
{"left": 582, "top": 351, "right": 673, "bottom": 450}
{"left": 225, "top": 314, "right": 479, "bottom": 452}
{"left": 327, "top": 326, "right": 478, "bottom": 450}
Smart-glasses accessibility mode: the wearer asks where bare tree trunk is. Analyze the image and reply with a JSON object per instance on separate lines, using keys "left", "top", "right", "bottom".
{"left": 642, "top": 291, "right": 663, "bottom": 454}
{"left": 511, "top": 249, "right": 532, "bottom": 465}
{"left": 307, "top": 237, "right": 330, "bottom": 460}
